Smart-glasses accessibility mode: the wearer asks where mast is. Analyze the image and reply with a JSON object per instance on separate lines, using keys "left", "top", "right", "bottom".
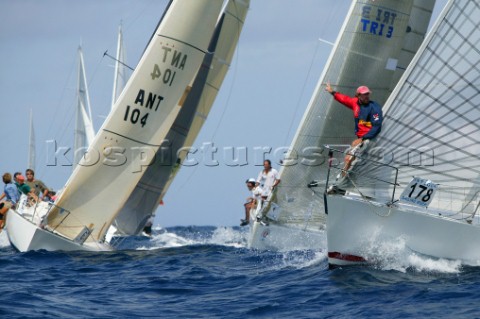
{"left": 73, "top": 46, "right": 95, "bottom": 170}
{"left": 111, "top": 22, "right": 129, "bottom": 110}
{"left": 28, "top": 109, "right": 35, "bottom": 170}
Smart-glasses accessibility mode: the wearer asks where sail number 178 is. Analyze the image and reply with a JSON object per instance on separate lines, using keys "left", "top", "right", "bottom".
{"left": 400, "top": 177, "right": 438, "bottom": 208}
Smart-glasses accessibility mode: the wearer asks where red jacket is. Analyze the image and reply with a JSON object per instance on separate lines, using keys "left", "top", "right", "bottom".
{"left": 333, "top": 92, "right": 382, "bottom": 139}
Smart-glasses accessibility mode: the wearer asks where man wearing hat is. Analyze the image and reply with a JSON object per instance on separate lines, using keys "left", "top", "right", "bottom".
{"left": 13, "top": 172, "right": 38, "bottom": 202}
{"left": 241, "top": 178, "right": 263, "bottom": 226}
{"left": 325, "top": 82, "right": 383, "bottom": 177}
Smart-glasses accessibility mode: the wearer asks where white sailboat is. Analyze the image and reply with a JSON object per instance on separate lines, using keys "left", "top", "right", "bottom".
{"left": 28, "top": 109, "right": 35, "bottom": 171}
{"left": 326, "top": 0, "right": 480, "bottom": 266}
{"left": 74, "top": 45, "right": 95, "bottom": 170}
{"left": 248, "top": 0, "right": 436, "bottom": 250}
{"left": 6, "top": 0, "right": 225, "bottom": 252}
{"left": 111, "top": 0, "right": 250, "bottom": 236}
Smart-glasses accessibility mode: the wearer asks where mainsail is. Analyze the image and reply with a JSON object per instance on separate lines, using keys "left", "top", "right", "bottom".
{"left": 74, "top": 46, "right": 95, "bottom": 170}
{"left": 257, "top": 0, "right": 436, "bottom": 231}
{"left": 46, "top": 0, "right": 224, "bottom": 243}
{"left": 347, "top": 0, "right": 480, "bottom": 212}
{"left": 113, "top": 0, "right": 250, "bottom": 235}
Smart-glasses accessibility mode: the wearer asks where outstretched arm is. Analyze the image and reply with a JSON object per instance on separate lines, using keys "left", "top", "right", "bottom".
{"left": 325, "top": 82, "right": 334, "bottom": 94}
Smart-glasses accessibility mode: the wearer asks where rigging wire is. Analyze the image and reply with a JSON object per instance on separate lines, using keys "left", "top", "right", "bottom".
{"left": 282, "top": 39, "right": 322, "bottom": 146}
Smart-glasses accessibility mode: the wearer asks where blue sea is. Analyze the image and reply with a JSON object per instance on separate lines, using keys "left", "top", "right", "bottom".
{"left": 0, "top": 226, "right": 479, "bottom": 318}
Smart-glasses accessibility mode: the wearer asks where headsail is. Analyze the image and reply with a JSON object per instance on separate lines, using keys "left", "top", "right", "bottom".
{"left": 260, "top": 0, "right": 436, "bottom": 229}
{"left": 46, "top": 0, "right": 224, "bottom": 243}
{"left": 74, "top": 46, "right": 95, "bottom": 170}
{"left": 347, "top": 0, "right": 480, "bottom": 212}
{"left": 113, "top": 0, "right": 250, "bottom": 235}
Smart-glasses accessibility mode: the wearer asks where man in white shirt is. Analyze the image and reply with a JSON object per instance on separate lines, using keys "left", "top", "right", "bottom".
{"left": 256, "top": 159, "right": 281, "bottom": 199}
{"left": 241, "top": 178, "right": 263, "bottom": 226}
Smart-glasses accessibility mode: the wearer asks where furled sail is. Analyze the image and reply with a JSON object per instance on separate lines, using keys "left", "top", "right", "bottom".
{"left": 74, "top": 46, "right": 95, "bottom": 170}
{"left": 46, "top": 0, "right": 224, "bottom": 243}
{"left": 113, "top": 0, "right": 250, "bottom": 235}
{"left": 261, "top": 0, "right": 436, "bottom": 230}
{"left": 347, "top": 0, "right": 480, "bottom": 212}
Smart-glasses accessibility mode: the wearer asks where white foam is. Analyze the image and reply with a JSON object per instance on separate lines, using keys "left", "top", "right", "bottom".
{"left": 209, "top": 227, "right": 247, "bottom": 248}
{"left": 282, "top": 250, "right": 327, "bottom": 269}
{"left": 359, "top": 234, "right": 461, "bottom": 273}
{"left": 151, "top": 231, "right": 195, "bottom": 248}
{"left": 141, "top": 226, "right": 248, "bottom": 250}
{"left": 0, "top": 231, "right": 9, "bottom": 248}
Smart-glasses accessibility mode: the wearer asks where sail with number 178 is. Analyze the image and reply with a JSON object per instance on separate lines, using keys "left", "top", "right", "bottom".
{"left": 326, "top": 0, "right": 480, "bottom": 267}
{"left": 248, "top": 0, "right": 436, "bottom": 251}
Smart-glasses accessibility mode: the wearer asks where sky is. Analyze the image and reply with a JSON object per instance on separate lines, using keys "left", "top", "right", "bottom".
{"left": 0, "top": 0, "right": 448, "bottom": 228}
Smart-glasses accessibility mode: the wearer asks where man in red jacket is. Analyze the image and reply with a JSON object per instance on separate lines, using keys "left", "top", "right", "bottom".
{"left": 325, "top": 82, "right": 383, "bottom": 184}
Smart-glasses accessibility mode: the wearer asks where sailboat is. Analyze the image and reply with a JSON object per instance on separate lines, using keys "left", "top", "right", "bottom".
{"left": 111, "top": 0, "right": 250, "bottom": 236}
{"left": 74, "top": 45, "right": 96, "bottom": 170}
{"left": 5, "top": 0, "right": 225, "bottom": 252}
{"left": 248, "top": 0, "right": 436, "bottom": 250}
{"left": 326, "top": 0, "right": 480, "bottom": 266}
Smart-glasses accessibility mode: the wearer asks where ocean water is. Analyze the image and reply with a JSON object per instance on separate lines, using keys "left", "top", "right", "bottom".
{"left": 1, "top": 226, "right": 479, "bottom": 318}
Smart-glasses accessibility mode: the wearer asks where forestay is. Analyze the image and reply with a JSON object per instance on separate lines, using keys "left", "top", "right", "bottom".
{"left": 264, "top": 0, "right": 436, "bottom": 228}
{"left": 347, "top": 0, "right": 480, "bottom": 213}
{"left": 46, "top": 0, "right": 224, "bottom": 242}
{"left": 112, "top": 0, "right": 250, "bottom": 235}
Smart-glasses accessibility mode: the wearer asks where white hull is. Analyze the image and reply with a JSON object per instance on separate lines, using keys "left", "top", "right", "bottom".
{"left": 6, "top": 208, "right": 110, "bottom": 252}
{"left": 248, "top": 220, "right": 325, "bottom": 251}
{"left": 326, "top": 194, "right": 480, "bottom": 266}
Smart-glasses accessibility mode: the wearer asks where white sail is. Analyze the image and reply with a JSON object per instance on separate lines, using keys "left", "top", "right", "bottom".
{"left": 74, "top": 46, "right": 95, "bottom": 169}
{"left": 326, "top": 0, "right": 480, "bottom": 266}
{"left": 111, "top": 22, "right": 130, "bottom": 109}
{"left": 113, "top": 0, "right": 250, "bottom": 235}
{"left": 44, "top": 0, "right": 224, "bottom": 244}
{"left": 249, "top": 0, "right": 436, "bottom": 249}
{"left": 28, "top": 109, "right": 35, "bottom": 170}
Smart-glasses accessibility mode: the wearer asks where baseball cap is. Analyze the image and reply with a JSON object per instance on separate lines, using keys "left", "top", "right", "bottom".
{"left": 246, "top": 178, "right": 256, "bottom": 183}
{"left": 356, "top": 86, "right": 371, "bottom": 95}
